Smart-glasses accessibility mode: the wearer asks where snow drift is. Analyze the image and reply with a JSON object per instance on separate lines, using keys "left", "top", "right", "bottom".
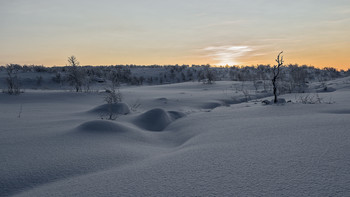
{"left": 133, "top": 108, "right": 185, "bottom": 131}
{"left": 76, "top": 120, "right": 132, "bottom": 133}
{"left": 88, "top": 103, "right": 130, "bottom": 115}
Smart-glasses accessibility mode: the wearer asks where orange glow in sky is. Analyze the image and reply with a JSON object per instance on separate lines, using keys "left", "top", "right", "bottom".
{"left": 1, "top": 0, "right": 349, "bottom": 70}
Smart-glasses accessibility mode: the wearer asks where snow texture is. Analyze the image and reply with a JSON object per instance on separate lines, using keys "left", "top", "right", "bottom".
{"left": 1, "top": 78, "right": 350, "bottom": 196}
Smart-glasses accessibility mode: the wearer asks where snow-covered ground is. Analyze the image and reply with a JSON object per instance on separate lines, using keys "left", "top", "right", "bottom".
{"left": 1, "top": 78, "right": 350, "bottom": 196}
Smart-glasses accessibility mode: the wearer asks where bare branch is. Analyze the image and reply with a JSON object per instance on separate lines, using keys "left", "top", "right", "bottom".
{"left": 272, "top": 51, "right": 284, "bottom": 103}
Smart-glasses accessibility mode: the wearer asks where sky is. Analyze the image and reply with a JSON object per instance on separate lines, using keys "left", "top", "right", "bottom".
{"left": 1, "top": 0, "right": 350, "bottom": 69}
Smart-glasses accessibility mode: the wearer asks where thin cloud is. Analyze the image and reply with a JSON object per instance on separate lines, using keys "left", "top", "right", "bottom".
{"left": 204, "top": 45, "right": 253, "bottom": 65}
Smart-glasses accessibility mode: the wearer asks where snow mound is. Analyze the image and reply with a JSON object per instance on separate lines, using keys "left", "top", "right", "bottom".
{"left": 317, "top": 87, "right": 337, "bottom": 93}
{"left": 201, "top": 102, "right": 222, "bottom": 109}
{"left": 168, "top": 111, "right": 186, "bottom": 119}
{"left": 76, "top": 120, "right": 131, "bottom": 133}
{"left": 89, "top": 103, "right": 130, "bottom": 115}
{"left": 155, "top": 97, "right": 168, "bottom": 103}
{"left": 133, "top": 108, "right": 185, "bottom": 131}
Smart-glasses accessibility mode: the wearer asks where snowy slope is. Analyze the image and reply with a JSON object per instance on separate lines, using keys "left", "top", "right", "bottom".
{"left": 1, "top": 78, "right": 350, "bottom": 196}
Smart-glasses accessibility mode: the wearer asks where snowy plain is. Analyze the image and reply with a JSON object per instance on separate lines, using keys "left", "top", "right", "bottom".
{"left": 1, "top": 77, "right": 350, "bottom": 196}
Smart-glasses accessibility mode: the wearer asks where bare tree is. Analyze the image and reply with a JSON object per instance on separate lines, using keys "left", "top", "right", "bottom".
{"left": 5, "top": 64, "right": 21, "bottom": 95}
{"left": 67, "top": 56, "right": 85, "bottom": 92}
{"left": 272, "top": 51, "right": 284, "bottom": 103}
{"left": 68, "top": 55, "right": 79, "bottom": 66}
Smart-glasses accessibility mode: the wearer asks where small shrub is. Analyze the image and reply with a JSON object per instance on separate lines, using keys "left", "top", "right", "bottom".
{"left": 102, "top": 85, "right": 123, "bottom": 120}
{"left": 296, "top": 93, "right": 324, "bottom": 104}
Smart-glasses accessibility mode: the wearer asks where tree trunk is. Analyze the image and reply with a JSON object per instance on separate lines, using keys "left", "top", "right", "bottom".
{"left": 273, "top": 76, "right": 277, "bottom": 103}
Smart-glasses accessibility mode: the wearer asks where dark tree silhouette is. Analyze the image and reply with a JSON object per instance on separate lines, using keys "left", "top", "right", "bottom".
{"left": 272, "top": 51, "right": 284, "bottom": 103}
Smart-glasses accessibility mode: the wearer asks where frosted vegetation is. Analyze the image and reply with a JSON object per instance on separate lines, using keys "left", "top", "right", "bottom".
{"left": 0, "top": 62, "right": 348, "bottom": 94}
{"left": 1, "top": 61, "right": 350, "bottom": 196}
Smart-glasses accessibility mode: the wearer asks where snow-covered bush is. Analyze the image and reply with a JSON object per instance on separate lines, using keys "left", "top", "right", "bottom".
{"left": 103, "top": 85, "right": 123, "bottom": 120}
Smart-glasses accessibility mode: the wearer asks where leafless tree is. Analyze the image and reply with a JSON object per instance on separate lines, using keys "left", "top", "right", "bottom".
{"left": 5, "top": 64, "right": 21, "bottom": 95}
{"left": 67, "top": 56, "right": 85, "bottom": 92}
{"left": 272, "top": 51, "right": 284, "bottom": 103}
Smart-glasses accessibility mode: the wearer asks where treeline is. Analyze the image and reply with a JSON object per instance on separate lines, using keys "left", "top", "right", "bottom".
{"left": 1, "top": 63, "right": 349, "bottom": 94}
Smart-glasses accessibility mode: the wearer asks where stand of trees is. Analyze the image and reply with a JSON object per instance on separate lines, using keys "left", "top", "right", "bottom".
{"left": 1, "top": 61, "right": 349, "bottom": 95}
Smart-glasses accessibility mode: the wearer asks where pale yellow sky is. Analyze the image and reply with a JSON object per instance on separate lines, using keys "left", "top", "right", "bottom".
{"left": 1, "top": 0, "right": 350, "bottom": 70}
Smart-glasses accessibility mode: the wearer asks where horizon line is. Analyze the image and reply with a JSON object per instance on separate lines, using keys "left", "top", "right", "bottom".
{"left": 1, "top": 63, "right": 349, "bottom": 71}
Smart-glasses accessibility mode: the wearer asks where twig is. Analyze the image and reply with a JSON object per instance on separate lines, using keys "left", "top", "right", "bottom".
{"left": 18, "top": 104, "right": 23, "bottom": 118}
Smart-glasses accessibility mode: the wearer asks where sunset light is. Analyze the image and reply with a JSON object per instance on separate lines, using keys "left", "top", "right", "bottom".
{"left": 1, "top": 1, "right": 350, "bottom": 196}
{"left": 1, "top": 0, "right": 349, "bottom": 69}
{"left": 204, "top": 46, "right": 253, "bottom": 66}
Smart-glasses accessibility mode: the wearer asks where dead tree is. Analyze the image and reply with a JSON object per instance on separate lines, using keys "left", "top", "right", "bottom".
{"left": 272, "top": 51, "right": 284, "bottom": 103}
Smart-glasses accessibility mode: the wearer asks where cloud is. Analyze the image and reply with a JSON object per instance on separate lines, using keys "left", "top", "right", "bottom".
{"left": 204, "top": 45, "right": 253, "bottom": 65}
